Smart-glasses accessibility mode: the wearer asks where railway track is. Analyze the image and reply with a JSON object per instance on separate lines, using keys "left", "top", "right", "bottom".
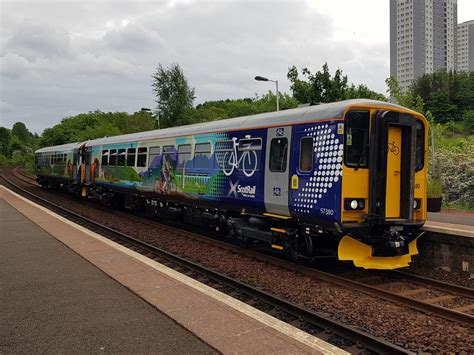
{"left": 1, "top": 167, "right": 411, "bottom": 354}
{"left": 5, "top": 167, "right": 474, "bottom": 326}
{"left": 113, "top": 205, "right": 474, "bottom": 325}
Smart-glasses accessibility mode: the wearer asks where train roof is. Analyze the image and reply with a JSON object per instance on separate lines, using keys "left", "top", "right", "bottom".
{"left": 36, "top": 99, "right": 417, "bottom": 152}
{"left": 35, "top": 142, "right": 81, "bottom": 154}
{"left": 84, "top": 99, "right": 416, "bottom": 146}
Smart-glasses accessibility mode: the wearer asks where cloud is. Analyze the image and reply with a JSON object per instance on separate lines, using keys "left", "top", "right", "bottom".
{"left": 0, "top": 0, "right": 391, "bottom": 133}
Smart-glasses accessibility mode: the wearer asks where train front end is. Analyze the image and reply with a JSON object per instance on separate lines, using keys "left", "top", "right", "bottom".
{"left": 338, "top": 106, "right": 428, "bottom": 269}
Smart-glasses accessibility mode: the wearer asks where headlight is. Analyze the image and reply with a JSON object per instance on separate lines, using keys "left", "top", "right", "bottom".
{"left": 344, "top": 198, "right": 365, "bottom": 210}
{"left": 350, "top": 200, "right": 358, "bottom": 209}
{"left": 413, "top": 198, "right": 421, "bottom": 210}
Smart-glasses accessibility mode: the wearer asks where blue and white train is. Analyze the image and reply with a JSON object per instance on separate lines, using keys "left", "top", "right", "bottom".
{"left": 35, "top": 99, "right": 429, "bottom": 269}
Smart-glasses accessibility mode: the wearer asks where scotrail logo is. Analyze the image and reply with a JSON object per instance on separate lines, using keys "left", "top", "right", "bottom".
{"left": 228, "top": 180, "right": 256, "bottom": 198}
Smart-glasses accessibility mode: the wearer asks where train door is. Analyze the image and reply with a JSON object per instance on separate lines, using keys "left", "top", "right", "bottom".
{"left": 264, "top": 127, "right": 292, "bottom": 216}
{"left": 84, "top": 147, "right": 92, "bottom": 183}
{"left": 385, "top": 125, "right": 402, "bottom": 218}
{"left": 73, "top": 148, "right": 79, "bottom": 181}
{"left": 369, "top": 111, "right": 416, "bottom": 221}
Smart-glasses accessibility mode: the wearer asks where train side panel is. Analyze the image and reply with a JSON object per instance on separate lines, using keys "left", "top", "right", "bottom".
{"left": 288, "top": 120, "right": 343, "bottom": 226}
{"left": 89, "top": 128, "right": 268, "bottom": 214}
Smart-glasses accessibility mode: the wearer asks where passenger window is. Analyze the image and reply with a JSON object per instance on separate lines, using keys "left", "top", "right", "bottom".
{"left": 299, "top": 137, "right": 314, "bottom": 172}
{"left": 126, "top": 148, "right": 136, "bottom": 167}
{"left": 148, "top": 147, "right": 160, "bottom": 167}
{"left": 177, "top": 144, "right": 191, "bottom": 169}
{"left": 415, "top": 120, "right": 424, "bottom": 171}
{"left": 137, "top": 147, "right": 147, "bottom": 167}
{"left": 345, "top": 111, "right": 369, "bottom": 168}
{"left": 194, "top": 143, "right": 212, "bottom": 169}
{"left": 101, "top": 150, "right": 108, "bottom": 166}
{"left": 109, "top": 149, "right": 117, "bottom": 166}
{"left": 194, "top": 143, "right": 211, "bottom": 159}
{"left": 270, "top": 138, "right": 288, "bottom": 172}
{"left": 163, "top": 145, "right": 175, "bottom": 156}
{"left": 117, "top": 149, "right": 126, "bottom": 166}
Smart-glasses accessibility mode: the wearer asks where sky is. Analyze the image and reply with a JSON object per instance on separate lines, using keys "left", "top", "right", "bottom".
{"left": 1, "top": 0, "right": 473, "bottom": 133}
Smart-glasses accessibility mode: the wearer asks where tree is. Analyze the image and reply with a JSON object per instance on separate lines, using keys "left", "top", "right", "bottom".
{"left": 11, "top": 122, "right": 32, "bottom": 142}
{"left": 385, "top": 76, "right": 425, "bottom": 113}
{"left": 0, "top": 127, "right": 11, "bottom": 156}
{"left": 151, "top": 63, "right": 196, "bottom": 128}
{"left": 411, "top": 70, "right": 474, "bottom": 123}
{"left": 287, "top": 63, "right": 385, "bottom": 104}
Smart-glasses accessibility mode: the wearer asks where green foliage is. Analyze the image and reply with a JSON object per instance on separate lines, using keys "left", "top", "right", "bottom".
{"left": 0, "top": 127, "right": 11, "bottom": 156}
{"left": 184, "top": 91, "right": 299, "bottom": 123}
{"left": 151, "top": 63, "right": 195, "bottom": 128}
{"left": 287, "top": 63, "right": 386, "bottom": 105}
{"left": 11, "top": 122, "right": 33, "bottom": 142}
{"left": 427, "top": 124, "right": 474, "bottom": 209}
{"left": 461, "top": 110, "right": 474, "bottom": 135}
{"left": 0, "top": 122, "right": 39, "bottom": 167}
{"left": 40, "top": 110, "right": 156, "bottom": 147}
{"left": 385, "top": 76, "right": 426, "bottom": 113}
{"left": 427, "top": 178, "right": 443, "bottom": 198}
{"left": 411, "top": 70, "right": 474, "bottom": 124}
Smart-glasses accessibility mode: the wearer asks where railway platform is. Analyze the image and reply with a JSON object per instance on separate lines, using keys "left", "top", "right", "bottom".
{"left": 0, "top": 186, "right": 345, "bottom": 355}
{"left": 419, "top": 210, "right": 473, "bottom": 274}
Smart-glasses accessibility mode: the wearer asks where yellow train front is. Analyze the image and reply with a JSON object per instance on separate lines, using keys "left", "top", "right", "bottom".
{"left": 336, "top": 104, "right": 428, "bottom": 269}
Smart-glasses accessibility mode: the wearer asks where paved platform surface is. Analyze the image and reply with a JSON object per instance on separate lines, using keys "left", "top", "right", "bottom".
{"left": 0, "top": 186, "right": 344, "bottom": 354}
{"left": 0, "top": 199, "right": 216, "bottom": 354}
{"left": 427, "top": 211, "right": 474, "bottom": 226}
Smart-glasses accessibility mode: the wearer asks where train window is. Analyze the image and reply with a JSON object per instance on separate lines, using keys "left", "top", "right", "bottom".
{"left": 126, "top": 148, "right": 136, "bottom": 167}
{"left": 109, "top": 149, "right": 117, "bottom": 165}
{"left": 149, "top": 147, "right": 160, "bottom": 155}
{"left": 238, "top": 139, "right": 262, "bottom": 151}
{"left": 137, "top": 147, "right": 147, "bottom": 167}
{"left": 101, "top": 150, "right": 108, "bottom": 166}
{"left": 194, "top": 143, "right": 211, "bottom": 159}
{"left": 299, "top": 137, "right": 314, "bottom": 172}
{"left": 117, "top": 149, "right": 126, "bottom": 166}
{"left": 270, "top": 138, "right": 288, "bottom": 172}
{"left": 194, "top": 143, "right": 212, "bottom": 169}
{"left": 415, "top": 120, "right": 424, "bottom": 171}
{"left": 177, "top": 145, "right": 191, "bottom": 169}
{"left": 344, "top": 111, "right": 369, "bottom": 169}
{"left": 163, "top": 145, "right": 175, "bottom": 155}
{"left": 148, "top": 147, "right": 160, "bottom": 167}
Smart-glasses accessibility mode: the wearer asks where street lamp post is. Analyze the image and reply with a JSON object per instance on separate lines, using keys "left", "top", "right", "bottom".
{"left": 255, "top": 75, "right": 279, "bottom": 111}
{"left": 141, "top": 107, "right": 160, "bottom": 129}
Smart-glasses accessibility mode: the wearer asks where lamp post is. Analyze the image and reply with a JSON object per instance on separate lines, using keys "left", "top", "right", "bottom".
{"left": 255, "top": 75, "right": 279, "bottom": 111}
{"left": 141, "top": 107, "right": 160, "bottom": 129}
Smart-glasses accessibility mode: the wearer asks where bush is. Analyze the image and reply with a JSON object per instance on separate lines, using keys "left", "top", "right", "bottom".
{"left": 427, "top": 178, "right": 443, "bottom": 198}
{"left": 433, "top": 139, "right": 473, "bottom": 209}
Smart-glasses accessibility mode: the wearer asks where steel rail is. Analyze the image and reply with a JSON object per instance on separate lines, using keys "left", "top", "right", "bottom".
{"left": 0, "top": 170, "right": 411, "bottom": 355}
{"left": 112, "top": 208, "right": 474, "bottom": 326}
{"left": 391, "top": 270, "right": 474, "bottom": 299}
{"left": 5, "top": 166, "right": 473, "bottom": 327}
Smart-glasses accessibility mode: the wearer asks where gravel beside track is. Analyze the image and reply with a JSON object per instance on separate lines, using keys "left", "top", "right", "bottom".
{"left": 3, "top": 167, "right": 474, "bottom": 353}
{"left": 404, "top": 264, "right": 473, "bottom": 289}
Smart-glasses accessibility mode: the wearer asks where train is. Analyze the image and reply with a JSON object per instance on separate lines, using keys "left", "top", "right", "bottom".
{"left": 34, "top": 99, "right": 428, "bottom": 270}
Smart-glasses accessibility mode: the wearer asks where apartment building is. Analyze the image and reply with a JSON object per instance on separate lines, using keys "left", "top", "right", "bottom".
{"left": 390, "top": 0, "right": 458, "bottom": 90}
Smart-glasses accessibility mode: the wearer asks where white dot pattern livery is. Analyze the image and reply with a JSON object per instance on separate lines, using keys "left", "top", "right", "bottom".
{"left": 294, "top": 124, "right": 343, "bottom": 214}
